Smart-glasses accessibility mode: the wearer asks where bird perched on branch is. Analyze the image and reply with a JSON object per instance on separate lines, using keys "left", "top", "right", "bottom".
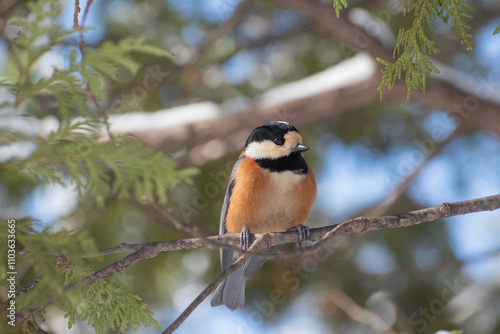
{"left": 211, "top": 121, "right": 317, "bottom": 310}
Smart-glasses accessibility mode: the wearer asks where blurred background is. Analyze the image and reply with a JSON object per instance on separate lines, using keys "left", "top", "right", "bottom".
{"left": 1, "top": 0, "right": 500, "bottom": 333}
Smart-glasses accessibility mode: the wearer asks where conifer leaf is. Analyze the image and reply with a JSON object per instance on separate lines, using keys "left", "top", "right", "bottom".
{"left": 6, "top": 121, "right": 195, "bottom": 206}
{"left": 3, "top": 1, "right": 193, "bottom": 333}
{"left": 9, "top": 1, "right": 174, "bottom": 118}
{"left": 378, "top": 0, "right": 472, "bottom": 99}
{"left": 82, "top": 68, "right": 106, "bottom": 100}
{"left": 332, "top": 0, "right": 348, "bottom": 18}
{"left": 0, "top": 219, "right": 98, "bottom": 310}
{"left": 8, "top": 0, "right": 72, "bottom": 67}
{"left": 83, "top": 36, "right": 174, "bottom": 80}
{"left": 63, "top": 268, "right": 160, "bottom": 334}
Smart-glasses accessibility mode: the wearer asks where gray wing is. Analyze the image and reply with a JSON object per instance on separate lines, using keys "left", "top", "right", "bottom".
{"left": 211, "top": 155, "right": 268, "bottom": 310}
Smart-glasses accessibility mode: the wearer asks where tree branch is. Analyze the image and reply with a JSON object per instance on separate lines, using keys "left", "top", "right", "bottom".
{"left": 119, "top": 0, "right": 500, "bottom": 163}
{"left": 162, "top": 234, "right": 270, "bottom": 334}
{"left": 118, "top": 0, "right": 255, "bottom": 96}
{"left": 277, "top": 0, "right": 500, "bottom": 134}
{"left": 10, "top": 194, "right": 500, "bottom": 327}
{"left": 364, "top": 124, "right": 463, "bottom": 217}
{"left": 329, "top": 289, "right": 398, "bottom": 334}
{"left": 276, "top": 0, "right": 393, "bottom": 60}
{"left": 160, "top": 194, "right": 500, "bottom": 332}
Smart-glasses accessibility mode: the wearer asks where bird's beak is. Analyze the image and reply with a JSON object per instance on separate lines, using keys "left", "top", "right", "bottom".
{"left": 292, "top": 144, "right": 309, "bottom": 153}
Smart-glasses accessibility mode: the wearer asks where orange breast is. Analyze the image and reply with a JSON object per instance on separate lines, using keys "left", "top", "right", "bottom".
{"left": 225, "top": 157, "right": 317, "bottom": 234}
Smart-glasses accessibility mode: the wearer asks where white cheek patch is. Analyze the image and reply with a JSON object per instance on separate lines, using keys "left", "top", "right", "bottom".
{"left": 244, "top": 131, "right": 304, "bottom": 160}
{"left": 245, "top": 141, "right": 284, "bottom": 159}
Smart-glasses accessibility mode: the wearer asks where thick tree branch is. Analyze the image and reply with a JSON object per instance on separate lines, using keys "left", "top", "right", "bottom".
{"left": 160, "top": 194, "right": 500, "bottom": 332}
{"left": 126, "top": 66, "right": 500, "bottom": 165}
{"left": 10, "top": 194, "right": 500, "bottom": 326}
{"left": 277, "top": 0, "right": 500, "bottom": 134}
{"left": 120, "top": 0, "right": 500, "bottom": 162}
{"left": 127, "top": 71, "right": 381, "bottom": 157}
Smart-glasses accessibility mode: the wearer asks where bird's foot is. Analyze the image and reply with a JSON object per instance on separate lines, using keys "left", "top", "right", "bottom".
{"left": 287, "top": 224, "right": 310, "bottom": 248}
{"left": 240, "top": 226, "right": 251, "bottom": 250}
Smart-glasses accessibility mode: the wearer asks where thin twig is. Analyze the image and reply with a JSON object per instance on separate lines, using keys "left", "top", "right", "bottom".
{"left": 111, "top": 0, "right": 255, "bottom": 100}
{"left": 75, "top": 0, "right": 113, "bottom": 140}
{"left": 365, "top": 125, "right": 462, "bottom": 217}
{"left": 150, "top": 203, "right": 248, "bottom": 255}
{"left": 1, "top": 274, "right": 42, "bottom": 311}
{"left": 27, "top": 321, "right": 50, "bottom": 334}
{"left": 73, "top": 0, "right": 80, "bottom": 28}
{"left": 330, "top": 289, "right": 398, "bottom": 334}
{"left": 163, "top": 234, "right": 270, "bottom": 334}
{"left": 15, "top": 193, "right": 500, "bottom": 261}
{"left": 79, "top": 242, "right": 145, "bottom": 257}
{"left": 151, "top": 203, "right": 206, "bottom": 237}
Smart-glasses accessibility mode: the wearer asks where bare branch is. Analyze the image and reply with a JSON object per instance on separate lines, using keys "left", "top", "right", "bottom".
{"left": 123, "top": 0, "right": 255, "bottom": 93}
{"left": 160, "top": 194, "right": 500, "bottom": 332}
{"left": 365, "top": 125, "right": 463, "bottom": 217}
{"left": 330, "top": 289, "right": 398, "bottom": 334}
{"left": 120, "top": 0, "right": 500, "bottom": 162}
{"left": 276, "top": 0, "right": 393, "bottom": 60}
{"left": 74, "top": 0, "right": 113, "bottom": 140}
{"left": 162, "top": 234, "right": 270, "bottom": 334}
{"left": 10, "top": 194, "right": 500, "bottom": 327}
{"left": 1, "top": 274, "right": 42, "bottom": 311}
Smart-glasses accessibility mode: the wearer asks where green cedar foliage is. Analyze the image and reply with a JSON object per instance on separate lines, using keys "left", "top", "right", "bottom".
{"left": 332, "top": 0, "right": 348, "bottom": 18}
{"left": 1, "top": 0, "right": 194, "bottom": 332}
{"left": 0, "top": 219, "right": 160, "bottom": 333}
{"left": 6, "top": 1, "right": 176, "bottom": 121}
{"left": 333, "top": 0, "right": 482, "bottom": 99}
{"left": 63, "top": 268, "right": 160, "bottom": 334}
{"left": 2, "top": 0, "right": 195, "bottom": 205}
{"left": 9, "top": 120, "right": 194, "bottom": 206}
{"left": 0, "top": 219, "right": 97, "bottom": 311}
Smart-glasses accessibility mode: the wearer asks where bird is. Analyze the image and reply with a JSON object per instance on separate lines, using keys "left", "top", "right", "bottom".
{"left": 211, "top": 121, "right": 317, "bottom": 311}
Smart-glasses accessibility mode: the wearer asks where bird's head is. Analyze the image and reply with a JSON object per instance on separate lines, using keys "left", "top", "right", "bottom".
{"left": 244, "top": 121, "right": 309, "bottom": 160}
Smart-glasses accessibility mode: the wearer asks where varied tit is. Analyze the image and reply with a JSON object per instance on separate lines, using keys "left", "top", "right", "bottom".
{"left": 211, "top": 121, "right": 317, "bottom": 311}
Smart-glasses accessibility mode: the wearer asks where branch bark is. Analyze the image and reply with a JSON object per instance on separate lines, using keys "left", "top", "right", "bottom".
{"left": 121, "top": 0, "right": 500, "bottom": 162}
{"left": 162, "top": 234, "right": 270, "bottom": 334}
{"left": 277, "top": 0, "right": 500, "bottom": 134}
{"left": 160, "top": 194, "right": 500, "bottom": 332}
{"left": 10, "top": 194, "right": 500, "bottom": 328}
{"left": 330, "top": 289, "right": 398, "bottom": 334}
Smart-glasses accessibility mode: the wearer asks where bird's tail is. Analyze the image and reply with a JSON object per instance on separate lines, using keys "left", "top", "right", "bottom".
{"left": 211, "top": 263, "right": 247, "bottom": 311}
{"left": 211, "top": 256, "right": 267, "bottom": 311}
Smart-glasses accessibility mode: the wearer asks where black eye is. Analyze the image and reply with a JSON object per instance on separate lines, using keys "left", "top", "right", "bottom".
{"left": 274, "top": 138, "right": 284, "bottom": 146}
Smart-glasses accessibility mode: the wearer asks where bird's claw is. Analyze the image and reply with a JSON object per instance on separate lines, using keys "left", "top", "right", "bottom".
{"left": 287, "top": 224, "right": 310, "bottom": 248}
{"left": 240, "top": 226, "right": 251, "bottom": 250}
